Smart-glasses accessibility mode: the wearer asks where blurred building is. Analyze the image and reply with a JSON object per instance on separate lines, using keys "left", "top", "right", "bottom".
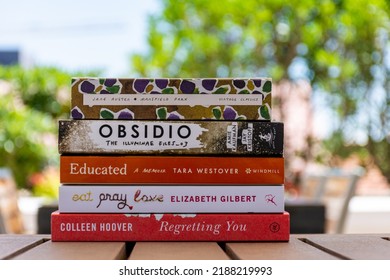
{"left": 0, "top": 50, "right": 19, "bottom": 65}
{"left": 0, "top": 49, "right": 34, "bottom": 67}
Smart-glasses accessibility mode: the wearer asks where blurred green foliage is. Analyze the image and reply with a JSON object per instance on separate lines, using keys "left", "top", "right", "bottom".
{"left": 0, "top": 65, "right": 97, "bottom": 197}
{"left": 0, "top": 89, "right": 57, "bottom": 190}
{"left": 0, "top": 66, "right": 71, "bottom": 119}
{"left": 131, "top": 0, "right": 390, "bottom": 184}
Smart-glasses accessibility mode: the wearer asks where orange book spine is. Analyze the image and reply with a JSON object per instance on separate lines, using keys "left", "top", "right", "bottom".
{"left": 60, "top": 155, "right": 284, "bottom": 185}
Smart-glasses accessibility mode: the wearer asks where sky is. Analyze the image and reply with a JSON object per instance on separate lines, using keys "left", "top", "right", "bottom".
{"left": 0, "top": 0, "right": 160, "bottom": 76}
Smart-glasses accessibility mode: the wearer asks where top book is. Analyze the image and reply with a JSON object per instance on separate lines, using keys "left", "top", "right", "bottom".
{"left": 71, "top": 78, "right": 272, "bottom": 121}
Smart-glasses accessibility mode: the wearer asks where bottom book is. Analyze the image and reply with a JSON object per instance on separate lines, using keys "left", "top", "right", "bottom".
{"left": 51, "top": 211, "right": 290, "bottom": 241}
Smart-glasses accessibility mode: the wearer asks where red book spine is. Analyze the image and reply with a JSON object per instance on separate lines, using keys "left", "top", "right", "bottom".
{"left": 60, "top": 155, "right": 285, "bottom": 185}
{"left": 51, "top": 211, "right": 290, "bottom": 241}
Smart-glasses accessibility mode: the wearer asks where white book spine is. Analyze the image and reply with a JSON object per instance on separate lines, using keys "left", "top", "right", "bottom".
{"left": 58, "top": 185, "right": 285, "bottom": 213}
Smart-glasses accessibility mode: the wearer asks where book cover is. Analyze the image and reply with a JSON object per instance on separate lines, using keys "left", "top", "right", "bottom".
{"left": 71, "top": 77, "right": 272, "bottom": 121}
{"left": 60, "top": 155, "right": 285, "bottom": 185}
{"left": 58, "top": 185, "right": 285, "bottom": 213}
{"left": 51, "top": 211, "right": 290, "bottom": 241}
{"left": 58, "top": 120, "right": 284, "bottom": 156}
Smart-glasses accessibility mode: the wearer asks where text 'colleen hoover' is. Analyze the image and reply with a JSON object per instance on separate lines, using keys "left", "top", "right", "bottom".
{"left": 59, "top": 220, "right": 248, "bottom": 236}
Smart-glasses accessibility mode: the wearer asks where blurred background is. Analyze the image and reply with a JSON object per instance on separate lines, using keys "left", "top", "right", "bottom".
{"left": 0, "top": 0, "right": 389, "bottom": 235}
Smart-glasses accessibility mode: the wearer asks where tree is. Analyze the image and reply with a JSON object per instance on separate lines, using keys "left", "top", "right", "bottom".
{"left": 131, "top": 0, "right": 390, "bottom": 185}
{"left": 0, "top": 66, "right": 97, "bottom": 193}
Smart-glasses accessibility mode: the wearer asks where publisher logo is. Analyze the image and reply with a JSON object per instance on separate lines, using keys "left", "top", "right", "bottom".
{"left": 258, "top": 129, "right": 275, "bottom": 149}
{"left": 265, "top": 194, "right": 277, "bottom": 206}
{"left": 269, "top": 222, "right": 280, "bottom": 233}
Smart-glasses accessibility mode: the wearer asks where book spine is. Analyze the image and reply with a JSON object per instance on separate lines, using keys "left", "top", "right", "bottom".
{"left": 58, "top": 120, "right": 283, "bottom": 156}
{"left": 58, "top": 185, "right": 284, "bottom": 213}
{"left": 60, "top": 155, "right": 285, "bottom": 184}
{"left": 51, "top": 211, "right": 290, "bottom": 241}
{"left": 71, "top": 78, "right": 272, "bottom": 120}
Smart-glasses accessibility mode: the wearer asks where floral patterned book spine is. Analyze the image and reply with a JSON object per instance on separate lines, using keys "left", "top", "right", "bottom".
{"left": 51, "top": 211, "right": 290, "bottom": 241}
{"left": 71, "top": 77, "right": 272, "bottom": 120}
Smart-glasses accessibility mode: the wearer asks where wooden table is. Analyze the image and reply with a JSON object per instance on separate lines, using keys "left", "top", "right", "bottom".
{"left": 1, "top": 234, "right": 390, "bottom": 260}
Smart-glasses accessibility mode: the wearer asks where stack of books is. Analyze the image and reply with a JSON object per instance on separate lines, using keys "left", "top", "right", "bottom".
{"left": 51, "top": 78, "right": 290, "bottom": 241}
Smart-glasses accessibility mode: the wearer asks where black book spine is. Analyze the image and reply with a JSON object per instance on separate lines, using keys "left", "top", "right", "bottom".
{"left": 58, "top": 120, "right": 283, "bottom": 156}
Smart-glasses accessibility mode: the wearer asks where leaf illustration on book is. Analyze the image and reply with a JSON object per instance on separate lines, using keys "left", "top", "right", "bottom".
{"left": 263, "top": 93, "right": 271, "bottom": 105}
{"left": 212, "top": 107, "right": 222, "bottom": 120}
{"left": 106, "top": 85, "right": 120, "bottom": 94}
{"left": 95, "top": 85, "right": 103, "bottom": 93}
{"left": 247, "top": 80, "right": 255, "bottom": 90}
{"left": 202, "top": 79, "right": 217, "bottom": 91}
{"left": 156, "top": 107, "right": 168, "bottom": 119}
{"left": 117, "top": 109, "right": 134, "bottom": 120}
{"left": 162, "top": 87, "right": 174, "bottom": 94}
{"left": 167, "top": 112, "right": 183, "bottom": 119}
{"left": 259, "top": 105, "right": 270, "bottom": 120}
{"left": 253, "top": 79, "right": 262, "bottom": 87}
{"left": 80, "top": 80, "right": 96, "bottom": 93}
{"left": 71, "top": 106, "right": 84, "bottom": 119}
{"left": 146, "top": 84, "right": 154, "bottom": 93}
{"left": 213, "top": 86, "right": 229, "bottom": 94}
{"left": 79, "top": 78, "right": 122, "bottom": 94}
{"left": 155, "top": 79, "right": 169, "bottom": 89}
{"left": 233, "top": 79, "right": 246, "bottom": 89}
{"left": 223, "top": 106, "right": 238, "bottom": 120}
{"left": 133, "top": 79, "right": 150, "bottom": 92}
{"left": 238, "top": 89, "right": 250, "bottom": 94}
{"left": 100, "top": 109, "right": 115, "bottom": 119}
{"left": 262, "top": 80, "right": 272, "bottom": 93}
{"left": 180, "top": 80, "right": 196, "bottom": 94}
{"left": 104, "top": 79, "right": 117, "bottom": 87}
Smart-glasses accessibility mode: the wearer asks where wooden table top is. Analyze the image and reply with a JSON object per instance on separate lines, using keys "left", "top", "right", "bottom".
{"left": 1, "top": 234, "right": 390, "bottom": 260}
